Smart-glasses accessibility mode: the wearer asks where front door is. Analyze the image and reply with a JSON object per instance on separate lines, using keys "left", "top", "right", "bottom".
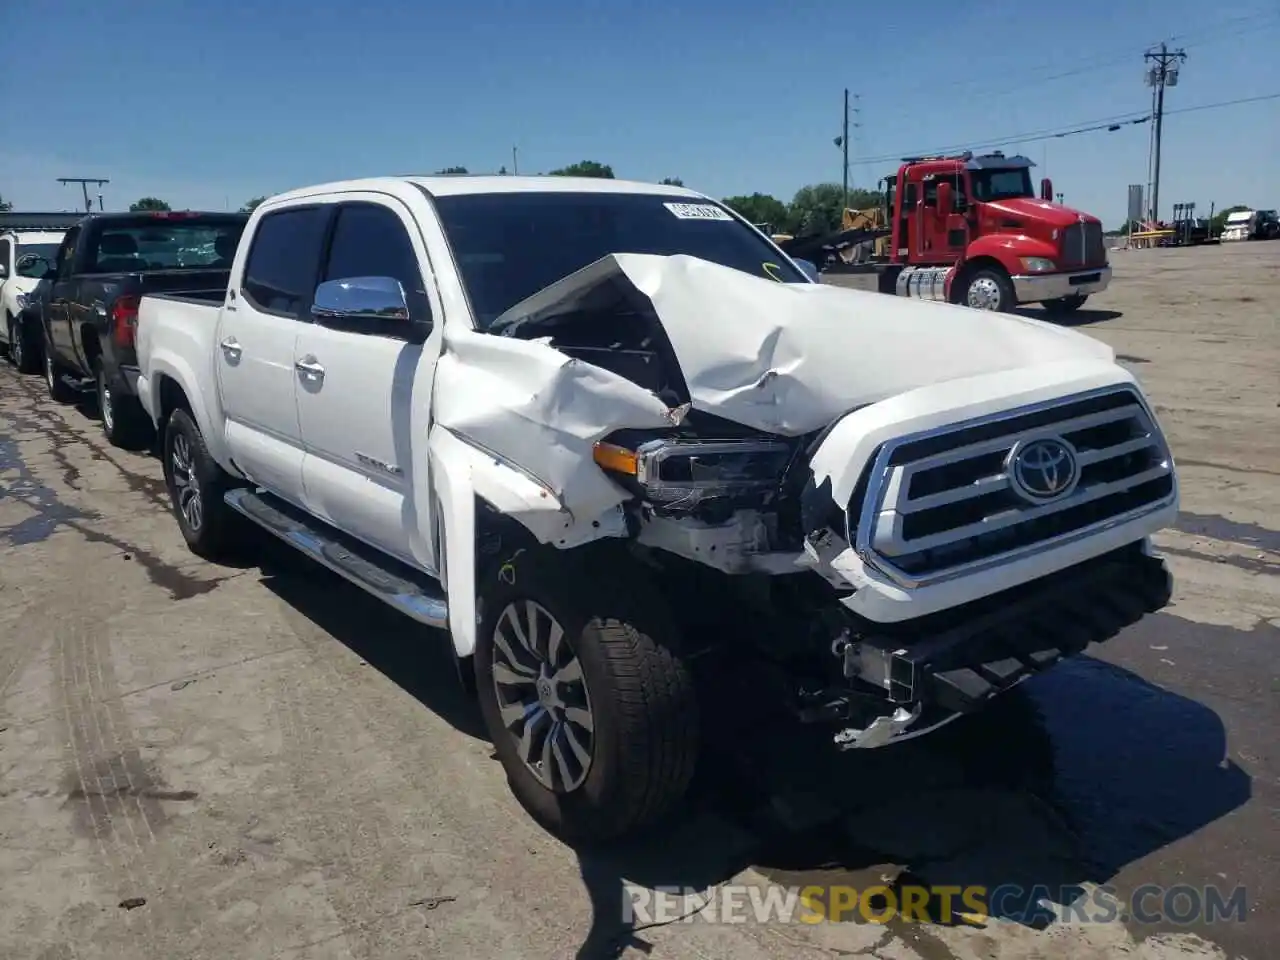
{"left": 44, "top": 226, "right": 80, "bottom": 359}
{"left": 217, "top": 204, "right": 330, "bottom": 506}
{"left": 294, "top": 197, "right": 440, "bottom": 570}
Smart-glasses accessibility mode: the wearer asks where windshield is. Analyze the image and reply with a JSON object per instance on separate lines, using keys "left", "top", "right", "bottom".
{"left": 431, "top": 191, "right": 805, "bottom": 328}
{"left": 15, "top": 243, "right": 60, "bottom": 277}
{"left": 86, "top": 217, "right": 247, "bottom": 273}
{"left": 969, "top": 168, "right": 1034, "bottom": 202}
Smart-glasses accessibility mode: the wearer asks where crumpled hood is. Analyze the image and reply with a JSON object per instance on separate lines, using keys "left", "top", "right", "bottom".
{"left": 493, "top": 253, "right": 1115, "bottom": 436}
{"left": 4, "top": 276, "right": 41, "bottom": 298}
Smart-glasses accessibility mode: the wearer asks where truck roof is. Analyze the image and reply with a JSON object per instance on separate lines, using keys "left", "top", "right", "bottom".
{"left": 266, "top": 175, "right": 705, "bottom": 204}
{"left": 0, "top": 212, "right": 85, "bottom": 233}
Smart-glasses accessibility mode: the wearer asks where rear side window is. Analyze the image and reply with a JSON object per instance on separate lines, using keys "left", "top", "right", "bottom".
{"left": 242, "top": 207, "right": 329, "bottom": 315}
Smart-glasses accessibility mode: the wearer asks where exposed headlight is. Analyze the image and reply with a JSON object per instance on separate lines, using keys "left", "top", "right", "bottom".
{"left": 1020, "top": 257, "right": 1056, "bottom": 272}
{"left": 592, "top": 437, "right": 793, "bottom": 507}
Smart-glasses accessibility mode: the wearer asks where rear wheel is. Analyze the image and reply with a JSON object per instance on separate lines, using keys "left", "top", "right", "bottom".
{"left": 474, "top": 546, "right": 699, "bottom": 844}
{"left": 1042, "top": 294, "right": 1088, "bottom": 316}
{"left": 163, "top": 407, "right": 243, "bottom": 561}
{"left": 96, "top": 362, "right": 154, "bottom": 449}
{"left": 962, "top": 267, "right": 1016, "bottom": 312}
{"left": 8, "top": 313, "right": 40, "bottom": 374}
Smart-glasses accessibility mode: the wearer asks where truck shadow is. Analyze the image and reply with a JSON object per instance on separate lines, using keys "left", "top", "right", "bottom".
{"left": 235, "top": 553, "right": 1252, "bottom": 958}
{"left": 571, "top": 647, "right": 1251, "bottom": 958}
{"left": 1015, "top": 307, "right": 1125, "bottom": 327}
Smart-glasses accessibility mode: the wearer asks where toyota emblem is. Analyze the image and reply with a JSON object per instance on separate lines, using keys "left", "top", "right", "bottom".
{"left": 1007, "top": 437, "right": 1080, "bottom": 503}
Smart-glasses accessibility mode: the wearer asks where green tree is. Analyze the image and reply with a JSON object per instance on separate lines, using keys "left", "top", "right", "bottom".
{"left": 722, "top": 193, "right": 789, "bottom": 232}
{"left": 129, "top": 197, "right": 171, "bottom": 212}
{"left": 240, "top": 196, "right": 267, "bottom": 213}
{"left": 0, "top": 193, "right": 12, "bottom": 212}
{"left": 435, "top": 166, "right": 468, "bottom": 175}
{"left": 786, "top": 184, "right": 885, "bottom": 235}
{"left": 660, "top": 177, "right": 684, "bottom": 187}
{"left": 548, "top": 160, "right": 614, "bottom": 178}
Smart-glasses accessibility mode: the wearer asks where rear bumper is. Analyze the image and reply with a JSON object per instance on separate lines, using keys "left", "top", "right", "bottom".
{"left": 1011, "top": 266, "right": 1111, "bottom": 302}
{"left": 118, "top": 363, "right": 141, "bottom": 396}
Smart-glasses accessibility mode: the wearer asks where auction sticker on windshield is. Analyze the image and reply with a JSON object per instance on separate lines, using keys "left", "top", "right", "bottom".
{"left": 664, "top": 202, "right": 734, "bottom": 221}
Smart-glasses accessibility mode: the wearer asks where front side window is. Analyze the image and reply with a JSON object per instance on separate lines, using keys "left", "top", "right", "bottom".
{"left": 432, "top": 191, "right": 805, "bottom": 329}
{"left": 320, "top": 203, "right": 430, "bottom": 326}
{"left": 241, "top": 207, "right": 329, "bottom": 315}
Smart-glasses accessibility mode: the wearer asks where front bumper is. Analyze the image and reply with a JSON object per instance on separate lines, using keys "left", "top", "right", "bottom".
{"left": 1011, "top": 265, "right": 1112, "bottom": 303}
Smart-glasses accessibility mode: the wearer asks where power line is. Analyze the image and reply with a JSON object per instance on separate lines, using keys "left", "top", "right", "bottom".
{"left": 851, "top": 93, "right": 1278, "bottom": 168}
{"left": 879, "top": 11, "right": 1277, "bottom": 102}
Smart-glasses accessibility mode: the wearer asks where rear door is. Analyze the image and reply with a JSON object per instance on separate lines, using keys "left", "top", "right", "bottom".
{"left": 294, "top": 196, "right": 438, "bottom": 566}
{"left": 217, "top": 204, "right": 330, "bottom": 507}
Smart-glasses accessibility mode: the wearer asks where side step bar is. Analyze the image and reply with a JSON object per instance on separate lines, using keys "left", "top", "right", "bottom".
{"left": 223, "top": 487, "right": 449, "bottom": 629}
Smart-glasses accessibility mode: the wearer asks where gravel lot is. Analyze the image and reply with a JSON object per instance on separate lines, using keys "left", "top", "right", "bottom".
{"left": 1, "top": 242, "right": 1276, "bottom": 960}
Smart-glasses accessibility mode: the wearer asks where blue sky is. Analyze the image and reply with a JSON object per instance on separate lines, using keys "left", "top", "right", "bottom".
{"left": 2, "top": 0, "right": 1277, "bottom": 227}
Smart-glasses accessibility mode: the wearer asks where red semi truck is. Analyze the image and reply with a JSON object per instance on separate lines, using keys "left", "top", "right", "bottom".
{"left": 873, "top": 151, "right": 1111, "bottom": 315}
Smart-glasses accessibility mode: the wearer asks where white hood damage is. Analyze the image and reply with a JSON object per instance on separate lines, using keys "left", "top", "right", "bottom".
{"left": 492, "top": 252, "right": 1114, "bottom": 436}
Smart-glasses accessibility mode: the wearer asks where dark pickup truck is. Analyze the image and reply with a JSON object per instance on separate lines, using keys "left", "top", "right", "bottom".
{"left": 34, "top": 210, "right": 248, "bottom": 447}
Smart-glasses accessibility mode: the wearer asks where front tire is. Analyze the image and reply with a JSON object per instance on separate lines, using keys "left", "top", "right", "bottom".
{"left": 474, "top": 547, "right": 699, "bottom": 844}
{"left": 1041, "top": 294, "right": 1088, "bottom": 316}
{"left": 44, "top": 346, "right": 76, "bottom": 403}
{"left": 162, "top": 407, "right": 242, "bottom": 561}
{"left": 962, "top": 267, "right": 1016, "bottom": 312}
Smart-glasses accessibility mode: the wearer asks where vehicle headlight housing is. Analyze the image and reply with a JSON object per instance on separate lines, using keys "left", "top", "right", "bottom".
{"left": 1020, "top": 257, "right": 1056, "bottom": 273}
{"left": 592, "top": 437, "right": 794, "bottom": 508}
{"left": 15, "top": 293, "right": 29, "bottom": 310}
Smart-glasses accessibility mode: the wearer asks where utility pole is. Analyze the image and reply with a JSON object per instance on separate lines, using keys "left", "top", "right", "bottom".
{"left": 57, "top": 177, "right": 109, "bottom": 213}
{"left": 1143, "top": 43, "right": 1186, "bottom": 224}
{"left": 512, "top": 145, "right": 519, "bottom": 175}
{"left": 832, "top": 90, "right": 860, "bottom": 209}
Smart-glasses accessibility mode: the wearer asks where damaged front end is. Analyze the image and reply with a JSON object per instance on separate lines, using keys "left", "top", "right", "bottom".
{"left": 437, "top": 252, "right": 1176, "bottom": 750}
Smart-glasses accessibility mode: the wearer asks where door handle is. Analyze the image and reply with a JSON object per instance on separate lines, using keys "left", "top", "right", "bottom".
{"left": 219, "top": 337, "right": 242, "bottom": 360}
{"left": 295, "top": 356, "right": 325, "bottom": 379}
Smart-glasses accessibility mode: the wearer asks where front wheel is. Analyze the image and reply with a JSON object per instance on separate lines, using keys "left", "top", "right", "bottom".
{"left": 44, "top": 346, "right": 77, "bottom": 403}
{"left": 962, "top": 267, "right": 1016, "bottom": 312}
{"left": 1041, "top": 294, "right": 1088, "bottom": 316}
{"left": 474, "top": 546, "right": 699, "bottom": 844}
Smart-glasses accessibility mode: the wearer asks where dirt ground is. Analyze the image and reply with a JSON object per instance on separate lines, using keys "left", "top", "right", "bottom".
{"left": 1, "top": 242, "right": 1277, "bottom": 960}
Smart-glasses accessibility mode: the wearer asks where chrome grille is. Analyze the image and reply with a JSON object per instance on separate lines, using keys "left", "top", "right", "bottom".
{"left": 1061, "top": 222, "right": 1106, "bottom": 267}
{"left": 853, "top": 387, "right": 1175, "bottom": 587}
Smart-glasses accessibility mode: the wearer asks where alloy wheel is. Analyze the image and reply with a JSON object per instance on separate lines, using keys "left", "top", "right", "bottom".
{"left": 490, "top": 599, "right": 595, "bottom": 792}
{"left": 170, "top": 433, "right": 204, "bottom": 533}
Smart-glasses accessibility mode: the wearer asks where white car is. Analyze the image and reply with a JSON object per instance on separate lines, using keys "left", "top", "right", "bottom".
{"left": 1, "top": 224, "right": 67, "bottom": 372}
{"left": 134, "top": 176, "right": 1179, "bottom": 842}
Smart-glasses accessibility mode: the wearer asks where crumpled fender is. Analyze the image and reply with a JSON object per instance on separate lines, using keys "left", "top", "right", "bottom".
{"left": 429, "top": 328, "right": 675, "bottom": 657}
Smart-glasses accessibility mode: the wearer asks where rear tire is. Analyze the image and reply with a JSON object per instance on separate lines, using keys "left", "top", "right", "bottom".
{"left": 7, "top": 313, "right": 41, "bottom": 374}
{"left": 1041, "top": 294, "right": 1088, "bottom": 316}
{"left": 474, "top": 546, "right": 699, "bottom": 845}
{"left": 162, "top": 407, "right": 242, "bottom": 561}
{"left": 962, "top": 267, "right": 1016, "bottom": 312}
{"left": 96, "top": 362, "right": 154, "bottom": 450}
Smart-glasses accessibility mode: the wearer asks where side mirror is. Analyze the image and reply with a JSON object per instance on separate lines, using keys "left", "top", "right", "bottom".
{"left": 313, "top": 276, "right": 430, "bottom": 342}
{"left": 794, "top": 258, "right": 820, "bottom": 282}
{"left": 936, "top": 181, "right": 954, "bottom": 217}
{"left": 1040, "top": 177, "right": 1054, "bottom": 202}
{"left": 0, "top": 264, "right": 6, "bottom": 278}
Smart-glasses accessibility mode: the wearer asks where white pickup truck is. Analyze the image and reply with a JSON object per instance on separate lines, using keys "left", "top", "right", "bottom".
{"left": 135, "top": 176, "right": 1179, "bottom": 842}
